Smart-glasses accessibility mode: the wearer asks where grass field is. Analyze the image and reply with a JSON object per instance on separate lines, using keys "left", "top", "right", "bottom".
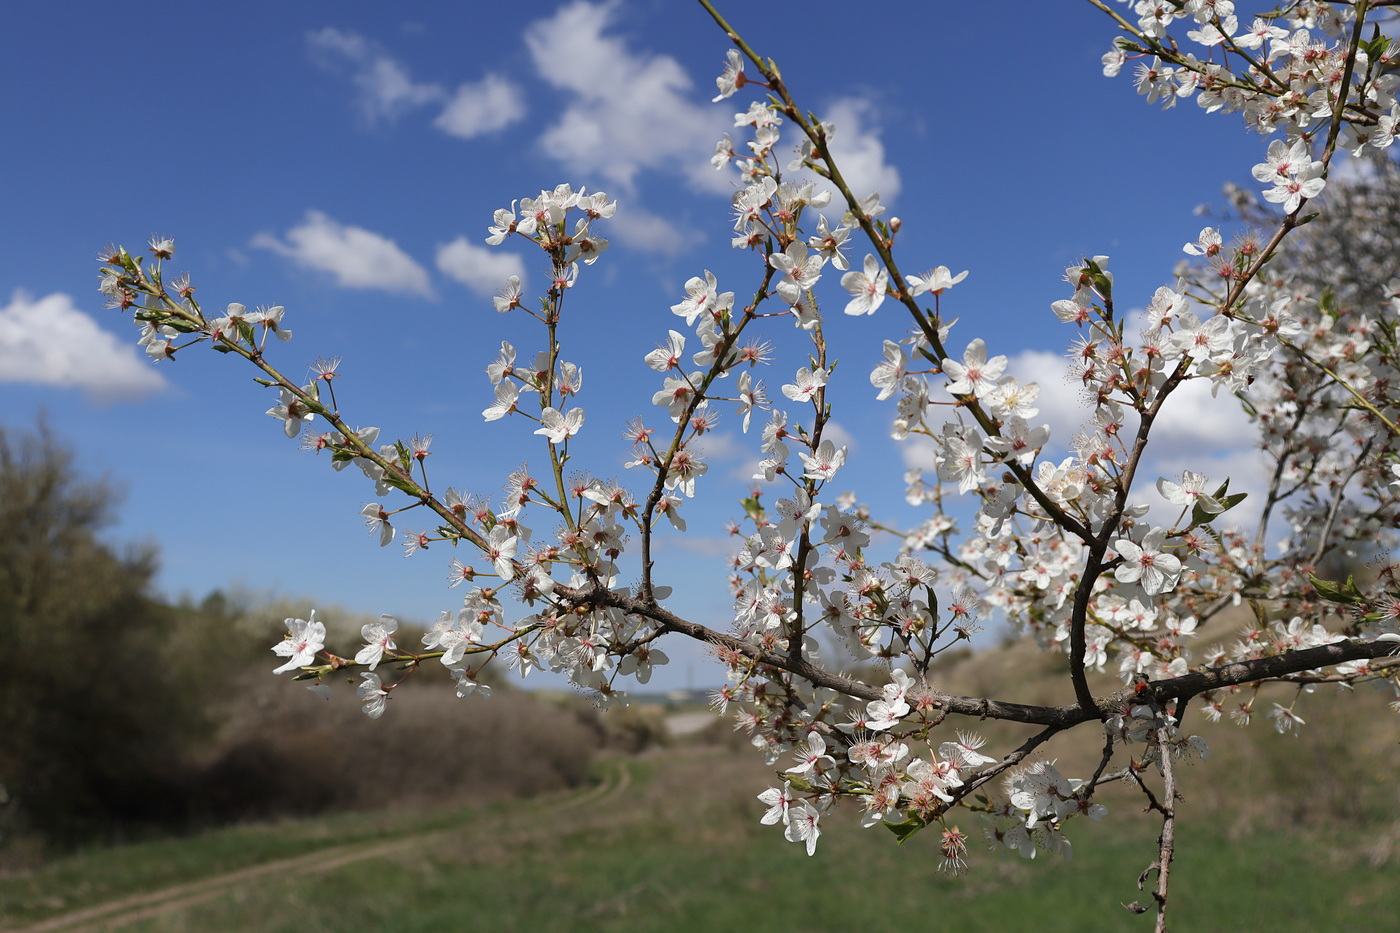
{"left": 4, "top": 745, "right": 1398, "bottom": 933}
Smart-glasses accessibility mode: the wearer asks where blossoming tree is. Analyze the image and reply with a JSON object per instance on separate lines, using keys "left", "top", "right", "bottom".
{"left": 96, "top": 1, "right": 1400, "bottom": 928}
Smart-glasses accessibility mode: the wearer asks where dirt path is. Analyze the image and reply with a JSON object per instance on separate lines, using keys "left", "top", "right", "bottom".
{"left": 6, "top": 760, "right": 631, "bottom": 933}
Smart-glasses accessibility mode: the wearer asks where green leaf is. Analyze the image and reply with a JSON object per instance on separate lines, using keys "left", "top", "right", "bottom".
{"left": 1192, "top": 481, "right": 1245, "bottom": 526}
{"left": 1218, "top": 491, "right": 1247, "bottom": 512}
{"left": 782, "top": 774, "right": 816, "bottom": 793}
{"left": 883, "top": 816, "right": 927, "bottom": 844}
{"left": 1363, "top": 30, "right": 1390, "bottom": 60}
{"left": 1308, "top": 573, "right": 1364, "bottom": 605}
{"left": 1082, "top": 257, "right": 1113, "bottom": 301}
{"left": 382, "top": 472, "right": 420, "bottom": 497}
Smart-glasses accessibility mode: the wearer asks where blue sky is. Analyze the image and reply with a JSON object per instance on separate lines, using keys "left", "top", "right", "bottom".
{"left": 1, "top": 1, "right": 1301, "bottom": 687}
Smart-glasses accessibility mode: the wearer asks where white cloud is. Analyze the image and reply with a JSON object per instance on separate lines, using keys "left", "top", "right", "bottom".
{"left": 1009, "top": 348, "right": 1098, "bottom": 444}
{"left": 1011, "top": 348, "right": 1267, "bottom": 524}
{"left": 436, "top": 237, "right": 526, "bottom": 297}
{"left": 821, "top": 419, "right": 857, "bottom": 454}
{"left": 0, "top": 291, "right": 166, "bottom": 401}
{"left": 818, "top": 97, "right": 902, "bottom": 204}
{"left": 899, "top": 432, "right": 937, "bottom": 472}
{"left": 606, "top": 205, "right": 704, "bottom": 258}
{"left": 252, "top": 210, "right": 434, "bottom": 298}
{"left": 690, "top": 430, "right": 767, "bottom": 485}
{"left": 434, "top": 74, "right": 526, "bottom": 138}
{"left": 1007, "top": 347, "right": 1257, "bottom": 458}
{"left": 1147, "top": 376, "right": 1255, "bottom": 455}
{"left": 524, "top": 1, "right": 732, "bottom": 195}
{"left": 1137, "top": 377, "right": 1268, "bottom": 526}
{"left": 899, "top": 347, "right": 1266, "bottom": 524}
{"left": 309, "top": 27, "right": 526, "bottom": 138}
{"left": 693, "top": 431, "right": 748, "bottom": 464}
{"left": 308, "top": 27, "right": 445, "bottom": 124}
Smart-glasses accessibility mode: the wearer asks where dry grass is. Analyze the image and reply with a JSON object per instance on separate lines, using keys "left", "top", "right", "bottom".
{"left": 919, "top": 616, "right": 1400, "bottom": 832}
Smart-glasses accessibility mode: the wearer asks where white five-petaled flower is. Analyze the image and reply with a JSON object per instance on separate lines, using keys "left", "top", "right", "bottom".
{"left": 782, "top": 366, "right": 828, "bottom": 404}
{"left": 484, "top": 525, "right": 519, "bottom": 581}
{"left": 355, "top": 614, "right": 399, "bottom": 671}
{"left": 785, "top": 800, "right": 823, "bottom": 856}
{"left": 735, "top": 371, "right": 765, "bottom": 433}
{"left": 1268, "top": 703, "right": 1305, "bottom": 734}
{"left": 865, "top": 669, "right": 914, "bottom": 731}
{"left": 266, "top": 386, "right": 315, "bottom": 438}
{"left": 905, "top": 265, "right": 968, "bottom": 297}
{"left": 1182, "top": 226, "right": 1222, "bottom": 257}
{"left": 645, "top": 331, "right": 686, "bottom": 372}
{"left": 798, "top": 439, "right": 847, "bottom": 482}
{"left": 1114, "top": 527, "right": 1182, "bottom": 595}
{"left": 493, "top": 275, "right": 524, "bottom": 313}
{"left": 940, "top": 731, "right": 997, "bottom": 768}
{"left": 482, "top": 382, "right": 520, "bottom": 421}
{"left": 1156, "top": 471, "right": 1224, "bottom": 514}
{"left": 869, "top": 339, "right": 908, "bottom": 401}
{"left": 769, "top": 241, "right": 826, "bottom": 306}
{"left": 361, "top": 502, "right": 394, "bottom": 547}
{"left": 485, "top": 202, "right": 517, "bottom": 244}
{"left": 534, "top": 407, "right": 585, "bottom": 444}
{"left": 357, "top": 672, "right": 388, "bottom": 719}
{"left": 841, "top": 254, "right": 889, "bottom": 316}
{"left": 787, "top": 732, "right": 836, "bottom": 779}
{"left": 713, "top": 49, "right": 746, "bottom": 101}
{"left": 1251, "top": 139, "right": 1326, "bottom": 214}
{"left": 1008, "top": 761, "right": 1076, "bottom": 828}
{"left": 941, "top": 339, "right": 1006, "bottom": 398}
{"left": 450, "top": 666, "right": 493, "bottom": 699}
{"left": 758, "top": 782, "right": 795, "bottom": 825}
{"left": 671, "top": 270, "right": 720, "bottom": 325}
{"left": 272, "top": 611, "right": 326, "bottom": 674}
{"left": 653, "top": 372, "right": 701, "bottom": 422}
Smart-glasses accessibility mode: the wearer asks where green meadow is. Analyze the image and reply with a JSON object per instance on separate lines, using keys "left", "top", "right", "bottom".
{"left": 5, "top": 745, "right": 1397, "bottom": 933}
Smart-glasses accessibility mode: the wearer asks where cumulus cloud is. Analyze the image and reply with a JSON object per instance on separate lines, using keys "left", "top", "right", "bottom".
{"left": 897, "top": 347, "right": 1267, "bottom": 523}
{"left": 309, "top": 27, "right": 526, "bottom": 136}
{"left": 308, "top": 10, "right": 905, "bottom": 257}
{"left": 1005, "top": 348, "right": 1258, "bottom": 462}
{"left": 308, "top": 27, "right": 445, "bottom": 124}
{"left": 252, "top": 210, "right": 434, "bottom": 298}
{"left": 0, "top": 291, "right": 166, "bottom": 401}
{"left": 817, "top": 97, "right": 902, "bottom": 204}
{"left": 524, "top": 0, "right": 732, "bottom": 195}
{"left": 436, "top": 237, "right": 526, "bottom": 297}
{"left": 689, "top": 430, "right": 763, "bottom": 485}
{"left": 434, "top": 74, "right": 526, "bottom": 138}
{"left": 606, "top": 205, "right": 704, "bottom": 258}
{"left": 821, "top": 419, "right": 857, "bottom": 454}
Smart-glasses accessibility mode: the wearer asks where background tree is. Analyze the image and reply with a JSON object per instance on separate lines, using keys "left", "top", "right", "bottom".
{"left": 0, "top": 423, "right": 211, "bottom": 840}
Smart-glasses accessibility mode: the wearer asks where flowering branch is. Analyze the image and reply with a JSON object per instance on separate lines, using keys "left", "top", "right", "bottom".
{"left": 91, "top": 1, "right": 1400, "bottom": 926}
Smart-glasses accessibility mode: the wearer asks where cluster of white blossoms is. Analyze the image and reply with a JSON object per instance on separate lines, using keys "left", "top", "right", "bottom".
{"left": 1108, "top": 0, "right": 1399, "bottom": 151}
{"left": 94, "top": 0, "right": 1400, "bottom": 886}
